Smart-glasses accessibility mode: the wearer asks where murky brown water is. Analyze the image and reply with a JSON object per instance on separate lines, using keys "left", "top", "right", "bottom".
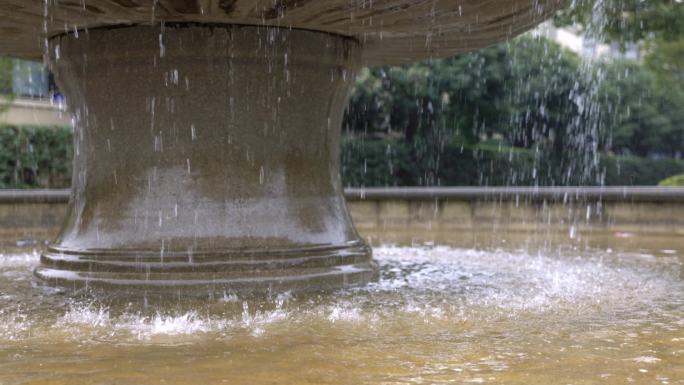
{"left": 1, "top": 231, "right": 683, "bottom": 385}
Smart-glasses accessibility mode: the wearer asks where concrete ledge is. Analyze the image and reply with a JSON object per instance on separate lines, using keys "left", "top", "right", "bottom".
{"left": 3, "top": 187, "right": 684, "bottom": 203}
{"left": 345, "top": 187, "right": 684, "bottom": 202}
{"left": 0, "top": 189, "right": 70, "bottom": 203}
{"left": 0, "top": 97, "right": 71, "bottom": 126}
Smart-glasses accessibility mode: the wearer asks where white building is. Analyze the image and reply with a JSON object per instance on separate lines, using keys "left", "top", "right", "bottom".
{"left": 0, "top": 59, "right": 69, "bottom": 126}
{"left": 533, "top": 22, "right": 640, "bottom": 61}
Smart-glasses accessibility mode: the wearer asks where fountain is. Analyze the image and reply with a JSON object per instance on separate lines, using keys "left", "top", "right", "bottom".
{"left": 3, "top": 3, "right": 684, "bottom": 384}
{"left": 1, "top": 0, "right": 564, "bottom": 294}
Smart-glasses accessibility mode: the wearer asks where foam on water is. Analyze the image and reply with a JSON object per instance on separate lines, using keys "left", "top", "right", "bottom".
{"left": 0, "top": 251, "right": 40, "bottom": 268}
{"left": 368, "top": 245, "right": 682, "bottom": 313}
{"left": 0, "top": 245, "right": 682, "bottom": 342}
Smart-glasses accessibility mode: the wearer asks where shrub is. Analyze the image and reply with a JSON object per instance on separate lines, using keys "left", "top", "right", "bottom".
{"left": 658, "top": 174, "right": 684, "bottom": 186}
{"left": 342, "top": 138, "right": 684, "bottom": 187}
{"left": 0, "top": 125, "right": 72, "bottom": 188}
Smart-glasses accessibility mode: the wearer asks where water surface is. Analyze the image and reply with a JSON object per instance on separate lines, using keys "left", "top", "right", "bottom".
{"left": 1, "top": 238, "right": 683, "bottom": 384}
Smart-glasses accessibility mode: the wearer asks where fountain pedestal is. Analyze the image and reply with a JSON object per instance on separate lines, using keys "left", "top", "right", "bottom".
{"left": 35, "top": 25, "right": 376, "bottom": 295}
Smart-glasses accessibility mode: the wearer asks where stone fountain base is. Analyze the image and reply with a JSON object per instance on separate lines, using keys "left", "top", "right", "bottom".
{"left": 34, "top": 25, "right": 376, "bottom": 295}
{"left": 37, "top": 243, "right": 373, "bottom": 296}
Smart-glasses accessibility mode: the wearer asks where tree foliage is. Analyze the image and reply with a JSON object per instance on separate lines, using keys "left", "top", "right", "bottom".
{"left": 658, "top": 173, "right": 684, "bottom": 186}
{"left": 554, "top": 0, "right": 684, "bottom": 43}
{"left": 343, "top": 29, "right": 684, "bottom": 186}
{"left": 0, "top": 57, "right": 12, "bottom": 94}
{"left": 597, "top": 61, "right": 684, "bottom": 158}
{"left": 0, "top": 125, "right": 72, "bottom": 188}
{"left": 0, "top": 57, "right": 14, "bottom": 113}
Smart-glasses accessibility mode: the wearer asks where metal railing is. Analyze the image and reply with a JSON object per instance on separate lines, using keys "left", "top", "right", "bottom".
{"left": 2, "top": 187, "right": 684, "bottom": 204}
{"left": 344, "top": 186, "right": 684, "bottom": 202}
{"left": 0, "top": 189, "right": 70, "bottom": 203}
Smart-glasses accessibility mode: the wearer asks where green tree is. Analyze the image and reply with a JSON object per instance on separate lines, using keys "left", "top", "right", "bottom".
{"left": 596, "top": 60, "right": 684, "bottom": 158}
{"left": 0, "top": 57, "right": 14, "bottom": 113}
{"left": 345, "top": 36, "right": 584, "bottom": 147}
{"left": 554, "top": 0, "right": 684, "bottom": 44}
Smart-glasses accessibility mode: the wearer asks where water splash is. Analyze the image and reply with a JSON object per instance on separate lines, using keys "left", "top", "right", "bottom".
{"left": 1, "top": 245, "right": 681, "bottom": 343}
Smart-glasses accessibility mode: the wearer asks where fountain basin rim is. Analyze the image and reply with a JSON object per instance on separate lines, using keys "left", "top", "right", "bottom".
{"left": 35, "top": 264, "right": 373, "bottom": 284}
{"left": 44, "top": 241, "right": 369, "bottom": 258}
{"left": 33, "top": 262, "right": 378, "bottom": 296}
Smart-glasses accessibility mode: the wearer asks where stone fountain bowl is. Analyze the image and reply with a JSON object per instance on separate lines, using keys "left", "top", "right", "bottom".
{"left": 2, "top": 0, "right": 565, "bottom": 64}
{"left": 1, "top": 0, "right": 566, "bottom": 295}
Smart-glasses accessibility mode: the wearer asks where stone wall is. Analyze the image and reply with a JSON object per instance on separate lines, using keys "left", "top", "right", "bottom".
{"left": 2, "top": 188, "right": 684, "bottom": 249}
{"left": 0, "top": 202, "right": 66, "bottom": 248}
{"left": 348, "top": 199, "right": 684, "bottom": 235}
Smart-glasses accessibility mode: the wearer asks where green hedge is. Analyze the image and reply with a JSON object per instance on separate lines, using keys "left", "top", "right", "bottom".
{"left": 2, "top": 125, "right": 683, "bottom": 188}
{"left": 342, "top": 139, "right": 684, "bottom": 187}
{"left": 658, "top": 174, "right": 684, "bottom": 186}
{"left": 0, "top": 125, "right": 72, "bottom": 188}
{"left": 603, "top": 157, "right": 684, "bottom": 186}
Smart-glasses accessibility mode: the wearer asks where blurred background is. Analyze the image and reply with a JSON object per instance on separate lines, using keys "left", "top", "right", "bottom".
{"left": 1, "top": 0, "right": 684, "bottom": 190}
